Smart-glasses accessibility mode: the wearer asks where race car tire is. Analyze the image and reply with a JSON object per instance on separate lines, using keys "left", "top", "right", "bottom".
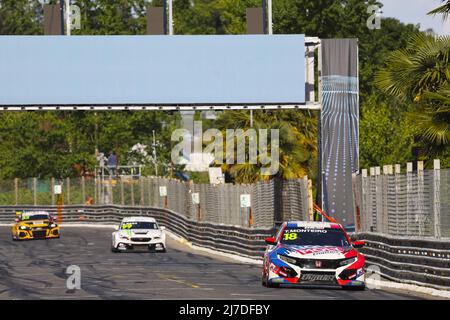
{"left": 262, "top": 274, "right": 279, "bottom": 288}
{"left": 261, "top": 273, "right": 269, "bottom": 287}
{"left": 342, "top": 285, "right": 365, "bottom": 291}
{"left": 267, "top": 281, "right": 280, "bottom": 288}
{"left": 111, "top": 246, "right": 120, "bottom": 253}
{"left": 267, "top": 282, "right": 280, "bottom": 288}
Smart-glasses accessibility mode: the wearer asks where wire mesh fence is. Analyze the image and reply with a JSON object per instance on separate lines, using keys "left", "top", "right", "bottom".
{"left": 0, "top": 176, "right": 312, "bottom": 228}
{"left": 353, "top": 161, "right": 450, "bottom": 239}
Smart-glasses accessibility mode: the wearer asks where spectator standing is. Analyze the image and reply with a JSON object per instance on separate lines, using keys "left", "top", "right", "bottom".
{"left": 107, "top": 151, "right": 118, "bottom": 177}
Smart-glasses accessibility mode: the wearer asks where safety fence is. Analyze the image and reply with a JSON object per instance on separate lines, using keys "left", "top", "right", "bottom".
{"left": 353, "top": 160, "right": 450, "bottom": 239}
{"left": 352, "top": 232, "right": 450, "bottom": 290}
{"left": 0, "top": 205, "right": 272, "bottom": 260}
{"left": 0, "top": 177, "right": 311, "bottom": 228}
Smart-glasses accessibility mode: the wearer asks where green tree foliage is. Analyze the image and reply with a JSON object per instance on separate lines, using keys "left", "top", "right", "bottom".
{"left": 0, "top": 112, "right": 178, "bottom": 179}
{"left": 0, "top": 0, "right": 42, "bottom": 35}
{"left": 172, "top": 0, "right": 261, "bottom": 35}
{"left": 359, "top": 95, "right": 415, "bottom": 168}
{"left": 375, "top": 34, "right": 450, "bottom": 164}
{"left": 0, "top": 112, "right": 84, "bottom": 178}
{"left": 71, "top": 0, "right": 148, "bottom": 35}
{"left": 212, "top": 110, "right": 317, "bottom": 183}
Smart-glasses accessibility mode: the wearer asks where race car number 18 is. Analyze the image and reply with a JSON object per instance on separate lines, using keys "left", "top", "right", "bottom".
{"left": 283, "top": 233, "right": 297, "bottom": 241}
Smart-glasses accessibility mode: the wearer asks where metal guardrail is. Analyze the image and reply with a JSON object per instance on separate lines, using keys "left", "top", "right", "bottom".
{"left": 352, "top": 232, "right": 450, "bottom": 290}
{"left": 0, "top": 176, "right": 311, "bottom": 228}
{"left": 0, "top": 205, "right": 273, "bottom": 260}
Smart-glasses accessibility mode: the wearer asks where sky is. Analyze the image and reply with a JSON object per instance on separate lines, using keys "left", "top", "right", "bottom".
{"left": 380, "top": 0, "right": 450, "bottom": 35}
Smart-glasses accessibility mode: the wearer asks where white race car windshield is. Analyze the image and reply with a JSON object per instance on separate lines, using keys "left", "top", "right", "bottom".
{"left": 281, "top": 227, "right": 350, "bottom": 247}
{"left": 121, "top": 222, "right": 158, "bottom": 230}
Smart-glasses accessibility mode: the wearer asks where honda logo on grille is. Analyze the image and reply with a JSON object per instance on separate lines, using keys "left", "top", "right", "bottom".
{"left": 315, "top": 260, "right": 322, "bottom": 268}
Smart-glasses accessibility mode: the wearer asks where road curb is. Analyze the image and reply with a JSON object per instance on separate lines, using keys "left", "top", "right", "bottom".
{"left": 366, "top": 278, "right": 450, "bottom": 299}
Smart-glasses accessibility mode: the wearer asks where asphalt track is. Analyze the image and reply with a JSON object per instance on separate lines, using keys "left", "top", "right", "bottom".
{"left": 0, "top": 226, "right": 429, "bottom": 300}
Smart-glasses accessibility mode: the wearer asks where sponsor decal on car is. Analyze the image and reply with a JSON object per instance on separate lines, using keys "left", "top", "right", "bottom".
{"left": 286, "top": 246, "right": 345, "bottom": 256}
{"left": 300, "top": 274, "right": 336, "bottom": 282}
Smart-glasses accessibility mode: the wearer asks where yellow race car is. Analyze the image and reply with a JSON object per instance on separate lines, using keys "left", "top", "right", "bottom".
{"left": 12, "top": 211, "right": 60, "bottom": 240}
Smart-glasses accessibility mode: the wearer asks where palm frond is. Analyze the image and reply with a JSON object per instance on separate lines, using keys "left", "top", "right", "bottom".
{"left": 428, "top": 1, "right": 450, "bottom": 21}
{"left": 423, "top": 83, "right": 450, "bottom": 104}
{"left": 407, "top": 108, "right": 450, "bottom": 146}
{"left": 376, "top": 34, "right": 450, "bottom": 101}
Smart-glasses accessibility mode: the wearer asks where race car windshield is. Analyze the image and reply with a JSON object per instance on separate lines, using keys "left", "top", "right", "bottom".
{"left": 280, "top": 227, "right": 350, "bottom": 247}
{"left": 21, "top": 214, "right": 49, "bottom": 221}
{"left": 121, "top": 222, "right": 158, "bottom": 230}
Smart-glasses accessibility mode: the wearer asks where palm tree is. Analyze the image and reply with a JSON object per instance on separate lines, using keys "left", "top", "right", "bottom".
{"left": 376, "top": 33, "right": 450, "bottom": 102}
{"left": 375, "top": 33, "right": 450, "bottom": 158}
{"left": 212, "top": 110, "right": 317, "bottom": 183}
{"left": 428, "top": 0, "right": 450, "bottom": 20}
{"left": 416, "top": 85, "right": 450, "bottom": 150}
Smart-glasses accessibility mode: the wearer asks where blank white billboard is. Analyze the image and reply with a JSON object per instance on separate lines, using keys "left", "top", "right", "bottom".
{"left": 0, "top": 35, "right": 305, "bottom": 107}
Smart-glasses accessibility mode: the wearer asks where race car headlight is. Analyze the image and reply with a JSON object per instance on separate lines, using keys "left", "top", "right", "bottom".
{"left": 19, "top": 225, "right": 28, "bottom": 230}
{"left": 339, "top": 257, "right": 357, "bottom": 266}
{"left": 154, "top": 236, "right": 161, "bottom": 240}
{"left": 278, "top": 254, "right": 296, "bottom": 265}
{"left": 120, "top": 236, "right": 130, "bottom": 240}
{"left": 49, "top": 224, "right": 56, "bottom": 228}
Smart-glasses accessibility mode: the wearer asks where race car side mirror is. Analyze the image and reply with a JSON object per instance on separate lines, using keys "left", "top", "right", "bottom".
{"left": 160, "top": 226, "right": 166, "bottom": 231}
{"left": 265, "top": 237, "right": 277, "bottom": 245}
{"left": 114, "top": 225, "right": 119, "bottom": 231}
{"left": 14, "top": 218, "right": 20, "bottom": 223}
{"left": 352, "top": 240, "right": 365, "bottom": 248}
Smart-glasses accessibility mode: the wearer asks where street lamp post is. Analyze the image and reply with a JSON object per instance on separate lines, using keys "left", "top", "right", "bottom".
{"left": 152, "top": 130, "right": 159, "bottom": 176}
{"left": 59, "top": 0, "right": 65, "bottom": 35}
{"left": 268, "top": 0, "right": 273, "bottom": 34}
{"left": 65, "top": 0, "right": 71, "bottom": 36}
{"left": 168, "top": 0, "right": 174, "bottom": 35}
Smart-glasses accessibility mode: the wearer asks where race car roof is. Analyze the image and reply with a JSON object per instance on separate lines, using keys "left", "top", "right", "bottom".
{"left": 122, "top": 216, "right": 157, "bottom": 223}
{"left": 286, "top": 221, "right": 341, "bottom": 229}
{"left": 22, "top": 211, "right": 50, "bottom": 216}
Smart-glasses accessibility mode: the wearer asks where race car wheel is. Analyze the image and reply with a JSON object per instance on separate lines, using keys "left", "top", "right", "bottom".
{"left": 267, "top": 281, "right": 280, "bottom": 288}
{"left": 262, "top": 273, "right": 279, "bottom": 288}
{"left": 262, "top": 278, "right": 269, "bottom": 287}
{"left": 342, "top": 285, "right": 365, "bottom": 291}
{"left": 111, "top": 246, "right": 120, "bottom": 253}
{"left": 261, "top": 272, "right": 268, "bottom": 287}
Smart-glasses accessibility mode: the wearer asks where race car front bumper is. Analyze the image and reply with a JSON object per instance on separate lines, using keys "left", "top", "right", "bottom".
{"left": 14, "top": 227, "right": 60, "bottom": 240}
{"left": 267, "top": 257, "right": 365, "bottom": 288}
{"left": 116, "top": 238, "right": 165, "bottom": 251}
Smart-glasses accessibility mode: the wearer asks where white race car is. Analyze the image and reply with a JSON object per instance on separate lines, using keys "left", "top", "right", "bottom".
{"left": 111, "top": 217, "right": 166, "bottom": 253}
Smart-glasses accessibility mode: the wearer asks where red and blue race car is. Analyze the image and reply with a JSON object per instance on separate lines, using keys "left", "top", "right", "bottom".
{"left": 262, "top": 221, "right": 366, "bottom": 289}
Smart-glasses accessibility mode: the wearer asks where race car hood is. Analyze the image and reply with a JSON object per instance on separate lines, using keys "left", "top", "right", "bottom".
{"left": 276, "top": 244, "right": 355, "bottom": 259}
{"left": 118, "top": 229, "right": 163, "bottom": 238}
{"left": 20, "top": 220, "right": 51, "bottom": 227}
